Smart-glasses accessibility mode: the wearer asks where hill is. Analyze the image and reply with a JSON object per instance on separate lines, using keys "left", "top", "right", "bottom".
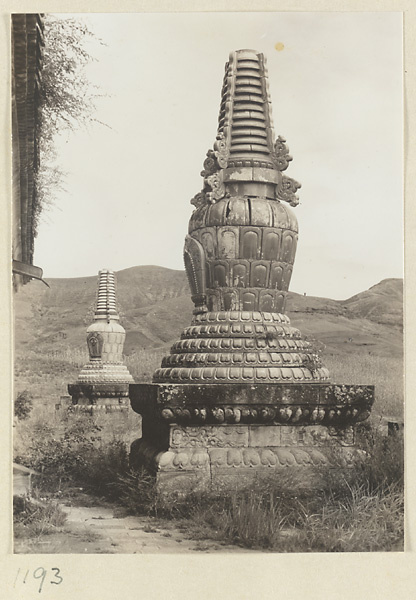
{"left": 14, "top": 267, "right": 403, "bottom": 359}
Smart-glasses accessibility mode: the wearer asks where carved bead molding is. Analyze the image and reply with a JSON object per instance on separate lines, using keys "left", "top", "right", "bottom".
{"left": 157, "top": 403, "right": 372, "bottom": 426}
{"left": 129, "top": 382, "right": 375, "bottom": 425}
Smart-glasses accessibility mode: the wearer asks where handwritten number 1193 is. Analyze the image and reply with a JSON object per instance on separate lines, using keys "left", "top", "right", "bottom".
{"left": 14, "top": 567, "right": 63, "bottom": 593}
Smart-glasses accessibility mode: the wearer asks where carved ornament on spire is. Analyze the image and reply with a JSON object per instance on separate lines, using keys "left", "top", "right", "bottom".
{"left": 277, "top": 175, "right": 302, "bottom": 207}
{"left": 272, "top": 136, "right": 293, "bottom": 172}
{"left": 191, "top": 141, "right": 227, "bottom": 208}
{"left": 213, "top": 132, "right": 228, "bottom": 168}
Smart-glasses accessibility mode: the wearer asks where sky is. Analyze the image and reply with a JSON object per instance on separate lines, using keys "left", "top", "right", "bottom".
{"left": 33, "top": 11, "right": 403, "bottom": 300}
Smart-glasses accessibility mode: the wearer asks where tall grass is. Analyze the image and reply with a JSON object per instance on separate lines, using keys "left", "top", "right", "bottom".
{"left": 124, "top": 350, "right": 165, "bottom": 382}
{"left": 14, "top": 348, "right": 166, "bottom": 405}
{"left": 14, "top": 495, "right": 68, "bottom": 540}
{"left": 325, "top": 353, "right": 403, "bottom": 418}
{"left": 150, "top": 430, "right": 404, "bottom": 552}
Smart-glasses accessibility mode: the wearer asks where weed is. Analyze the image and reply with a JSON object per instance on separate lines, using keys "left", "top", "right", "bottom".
{"left": 14, "top": 390, "right": 34, "bottom": 420}
{"left": 13, "top": 342, "right": 404, "bottom": 553}
{"left": 13, "top": 495, "right": 67, "bottom": 540}
{"left": 111, "top": 468, "right": 158, "bottom": 515}
{"left": 143, "top": 525, "right": 159, "bottom": 533}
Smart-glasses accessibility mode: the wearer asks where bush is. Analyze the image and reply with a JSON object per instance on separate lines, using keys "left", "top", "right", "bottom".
{"left": 15, "top": 413, "right": 130, "bottom": 497}
{"left": 14, "top": 391, "right": 33, "bottom": 420}
{"left": 112, "top": 468, "right": 158, "bottom": 515}
{"left": 13, "top": 495, "right": 67, "bottom": 539}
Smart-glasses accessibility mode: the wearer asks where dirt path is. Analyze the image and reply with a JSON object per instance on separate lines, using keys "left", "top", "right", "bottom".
{"left": 14, "top": 502, "right": 255, "bottom": 554}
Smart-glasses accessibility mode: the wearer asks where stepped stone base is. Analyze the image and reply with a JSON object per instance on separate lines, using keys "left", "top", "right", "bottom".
{"left": 130, "top": 423, "right": 364, "bottom": 494}
{"left": 129, "top": 382, "right": 373, "bottom": 494}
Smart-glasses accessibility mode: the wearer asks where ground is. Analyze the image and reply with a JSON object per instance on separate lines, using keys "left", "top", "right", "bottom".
{"left": 14, "top": 498, "right": 254, "bottom": 554}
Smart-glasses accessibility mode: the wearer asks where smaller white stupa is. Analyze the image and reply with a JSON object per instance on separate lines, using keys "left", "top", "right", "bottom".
{"left": 68, "top": 269, "right": 134, "bottom": 408}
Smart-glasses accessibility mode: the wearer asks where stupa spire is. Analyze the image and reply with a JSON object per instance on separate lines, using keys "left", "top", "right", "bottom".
{"left": 192, "top": 49, "right": 301, "bottom": 209}
{"left": 95, "top": 269, "right": 118, "bottom": 320}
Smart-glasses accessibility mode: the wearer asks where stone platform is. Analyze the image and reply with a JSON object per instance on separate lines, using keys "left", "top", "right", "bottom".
{"left": 129, "top": 382, "right": 374, "bottom": 492}
{"left": 68, "top": 383, "right": 130, "bottom": 409}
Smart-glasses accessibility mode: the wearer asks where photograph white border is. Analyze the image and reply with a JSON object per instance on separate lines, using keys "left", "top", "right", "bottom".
{"left": 1, "top": 1, "right": 415, "bottom": 599}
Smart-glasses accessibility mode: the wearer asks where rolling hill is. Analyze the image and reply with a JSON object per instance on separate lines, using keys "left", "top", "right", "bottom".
{"left": 13, "top": 266, "right": 403, "bottom": 359}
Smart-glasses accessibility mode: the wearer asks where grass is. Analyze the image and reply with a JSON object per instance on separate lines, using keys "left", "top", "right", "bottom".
{"left": 13, "top": 494, "right": 67, "bottom": 540}
{"left": 14, "top": 419, "right": 404, "bottom": 554}
{"left": 124, "top": 350, "right": 166, "bottom": 382}
{"left": 13, "top": 339, "right": 404, "bottom": 553}
{"left": 73, "top": 427, "right": 400, "bottom": 553}
{"left": 13, "top": 347, "right": 166, "bottom": 404}
{"left": 324, "top": 352, "right": 403, "bottom": 419}
{"left": 149, "top": 430, "right": 404, "bottom": 552}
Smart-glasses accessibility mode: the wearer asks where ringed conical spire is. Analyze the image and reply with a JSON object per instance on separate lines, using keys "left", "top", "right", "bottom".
{"left": 192, "top": 49, "right": 301, "bottom": 209}
{"left": 95, "top": 269, "right": 118, "bottom": 320}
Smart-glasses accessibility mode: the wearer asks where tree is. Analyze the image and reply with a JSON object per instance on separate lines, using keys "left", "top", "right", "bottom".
{"left": 34, "top": 15, "right": 105, "bottom": 234}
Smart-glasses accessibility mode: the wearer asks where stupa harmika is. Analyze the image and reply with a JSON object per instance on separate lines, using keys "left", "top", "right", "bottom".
{"left": 68, "top": 269, "right": 134, "bottom": 408}
{"left": 129, "top": 49, "right": 374, "bottom": 491}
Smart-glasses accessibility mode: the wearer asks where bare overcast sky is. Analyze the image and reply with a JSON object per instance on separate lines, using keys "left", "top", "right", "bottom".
{"left": 33, "top": 11, "right": 403, "bottom": 300}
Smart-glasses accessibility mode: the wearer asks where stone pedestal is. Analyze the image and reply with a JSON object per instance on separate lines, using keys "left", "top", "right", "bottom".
{"left": 68, "top": 383, "right": 131, "bottom": 410}
{"left": 129, "top": 382, "right": 374, "bottom": 493}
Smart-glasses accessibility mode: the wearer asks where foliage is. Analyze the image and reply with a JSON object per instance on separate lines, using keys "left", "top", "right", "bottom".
{"left": 101, "top": 429, "right": 403, "bottom": 552}
{"left": 15, "top": 412, "right": 130, "bottom": 497}
{"left": 112, "top": 469, "right": 159, "bottom": 515}
{"left": 13, "top": 495, "right": 67, "bottom": 539}
{"left": 34, "top": 15, "right": 105, "bottom": 233}
{"left": 303, "top": 335, "right": 325, "bottom": 371}
{"left": 14, "top": 390, "right": 34, "bottom": 420}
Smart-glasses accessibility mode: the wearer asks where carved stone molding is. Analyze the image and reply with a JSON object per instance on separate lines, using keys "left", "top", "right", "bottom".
{"left": 272, "top": 136, "right": 293, "bottom": 172}
{"left": 130, "top": 438, "right": 364, "bottom": 477}
{"left": 130, "top": 382, "right": 374, "bottom": 427}
{"left": 87, "top": 332, "right": 103, "bottom": 359}
{"left": 277, "top": 175, "right": 302, "bottom": 207}
{"left": 213, "top": 132, "right": 229, "bottom": 169}
{"left": 156, "top": 403, "right": 371, "bottom": 426}
{"left": 183, "top": 235, "right": 207, "bottom": 314}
